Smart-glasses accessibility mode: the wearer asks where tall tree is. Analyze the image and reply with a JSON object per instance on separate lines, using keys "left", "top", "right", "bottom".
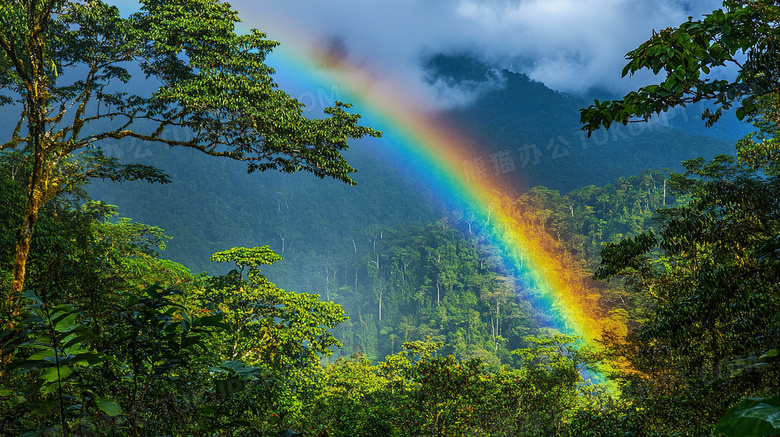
{"left": 0, "top": 0, "right": 379, "bottom": 320}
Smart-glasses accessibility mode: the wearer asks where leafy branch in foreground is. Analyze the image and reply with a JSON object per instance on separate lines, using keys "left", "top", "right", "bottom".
{"left": 580, "top": 1, "right": 780, "bottom": 133}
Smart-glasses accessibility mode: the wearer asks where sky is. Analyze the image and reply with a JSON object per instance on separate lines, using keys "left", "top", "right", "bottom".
{"left": 231, "top": 0, "right": 726, "bottom": 107}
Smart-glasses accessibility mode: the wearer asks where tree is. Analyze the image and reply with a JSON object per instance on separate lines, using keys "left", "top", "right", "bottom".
{"left": 587, "top": 94, "right": 780, "bottom": 434}
{"left": 0, "top": 156, "right": 226, "bottom": 434}
{"left": 580, "top": 0, "right": 780, "bottom": 133}
{"left": 579, "top": 3, "right": 780, "bottom": 432}
{"left": 0, "top": 0, "right": 380, "bottom": 320}
{"left": 205, "top": 246, "right": 346, "bottom": 368}
{"left": 736, "top": 92, "right": 780, "bottom": 175}
{"left": 200, "top": 246, "right": 348, "bottom": 432}
{"left": 0, "top": 155, "right": 351, "bottom": 433}
{"left": 594, "top": 155, "right": 780, "bottom": 434}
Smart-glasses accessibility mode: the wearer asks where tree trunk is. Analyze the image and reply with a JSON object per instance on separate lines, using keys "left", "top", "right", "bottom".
{"left": 10, "top": 179, "right": 42, "bottom": 309}
{"left": 663, "top": 179, "right": 667, "bottom": 206}
{"left": 7, "top": 18, "right": 55, "bottom": 326}
{"left": 9, "top": 121, "right": 51, "bottom": 323}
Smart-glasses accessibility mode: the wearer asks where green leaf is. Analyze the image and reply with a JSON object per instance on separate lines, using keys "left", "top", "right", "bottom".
{"left": 95, "top": 397, "right": 123, "bottom": 417}
{"left": 715, "top": 395, "right": 780, "bottom": 437}
{"left": 52, "top": 309, "right": 79, "bottom": 333}
{"left": 180, "top": 336, "right": 202, "bottom": 350}
{"left": 716, "top": 395, "right": 780, "bottom": 436}
{"left": 40, "top": 365, "right": 71, "bottom": 383}
{"left": 71, "top": 352, "right": 109, "bottom": 367}
{"left": 180, "top": 311, "right": 191, "bottom": 332}
{"left": 192, "top": 313, "right": 228, "bottom": 329}
{"left": 28, "top": 349, "right": 56, "bottom": 360}
{"left": 7, "top": 359, "right": 53, "bottom": 372}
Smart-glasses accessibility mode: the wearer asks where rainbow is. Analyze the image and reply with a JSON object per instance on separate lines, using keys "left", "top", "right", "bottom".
{"left": 235, "top": 12, "right": 625, "bottom": 383}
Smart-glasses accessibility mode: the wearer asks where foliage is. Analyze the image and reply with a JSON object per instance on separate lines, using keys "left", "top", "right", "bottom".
{"left": 592, "top": 154, "right": 780, "bottom": 434}
{"left": 12, "top": 2, "right": 780, "bottom": 432}
{"left": 303, "top": 354, "right": 397, "bottom": 436}
{"left": 736, "top": 92, "right": 780, "bottom": 175}
{"left": 0, "top": 151, "right": 332, "bottom": 435}
{"left": 580, "top": 0, "right": 780, "bottom": 132}
{"left": 0, "top": 167, "right": 609, "bottom": 435}
{"left": 577, "top": 6, "right": 780, "bottom": 432}
{"left": 564, "top": 401, "right": 647, "bottom": 437}
{"left": 716, "top": 393, "right": 780, "bottom": 436}
{"left": 201, "top": 245, "right": 346, "bottom": 369}
{"left": 0, "top": 0, "right": 378, "bottom": 182}
{"left": 322, "top": 222, "right": 540, "bottom": 366}
{"left": 515, "top": 170, "right": 679, "bottom": 270}
{"left": 257, "top": 167, "right": 685, "bottom": 367}
{"left": 302, "top": 335, "right": 602, "bottom": 437}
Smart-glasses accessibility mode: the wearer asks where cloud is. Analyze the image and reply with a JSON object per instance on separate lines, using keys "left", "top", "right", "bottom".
{"left": 450, "top": 0, "right": 725, "bottom": 92}
{"left": 240, "top": 0, "right": 724, "bottom": 102}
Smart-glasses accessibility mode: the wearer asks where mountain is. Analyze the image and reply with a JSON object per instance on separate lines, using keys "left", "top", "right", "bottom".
{"left": 425, "top": 53, "right": 742, "bottom": 192}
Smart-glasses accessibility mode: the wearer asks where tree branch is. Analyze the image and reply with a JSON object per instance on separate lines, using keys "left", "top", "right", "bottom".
{"left": 70, "top": 65, "right": 99, "bottom": 140}
{"left": 0, "top": 34, "right": 32, "bottom": 95}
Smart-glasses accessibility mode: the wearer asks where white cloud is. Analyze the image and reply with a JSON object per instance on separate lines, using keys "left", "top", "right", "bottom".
{"left": 447, "top": 0, "right": 719, "bottom": 93}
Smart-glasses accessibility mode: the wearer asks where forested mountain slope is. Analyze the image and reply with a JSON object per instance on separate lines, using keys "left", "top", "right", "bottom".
{"left": 428, "top": 54, "right": 742, "bottom": 191}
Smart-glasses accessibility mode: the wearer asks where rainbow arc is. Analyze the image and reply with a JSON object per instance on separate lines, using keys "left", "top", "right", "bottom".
{"left": 245, "top": 17, "right": 626, "bottom": 384}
